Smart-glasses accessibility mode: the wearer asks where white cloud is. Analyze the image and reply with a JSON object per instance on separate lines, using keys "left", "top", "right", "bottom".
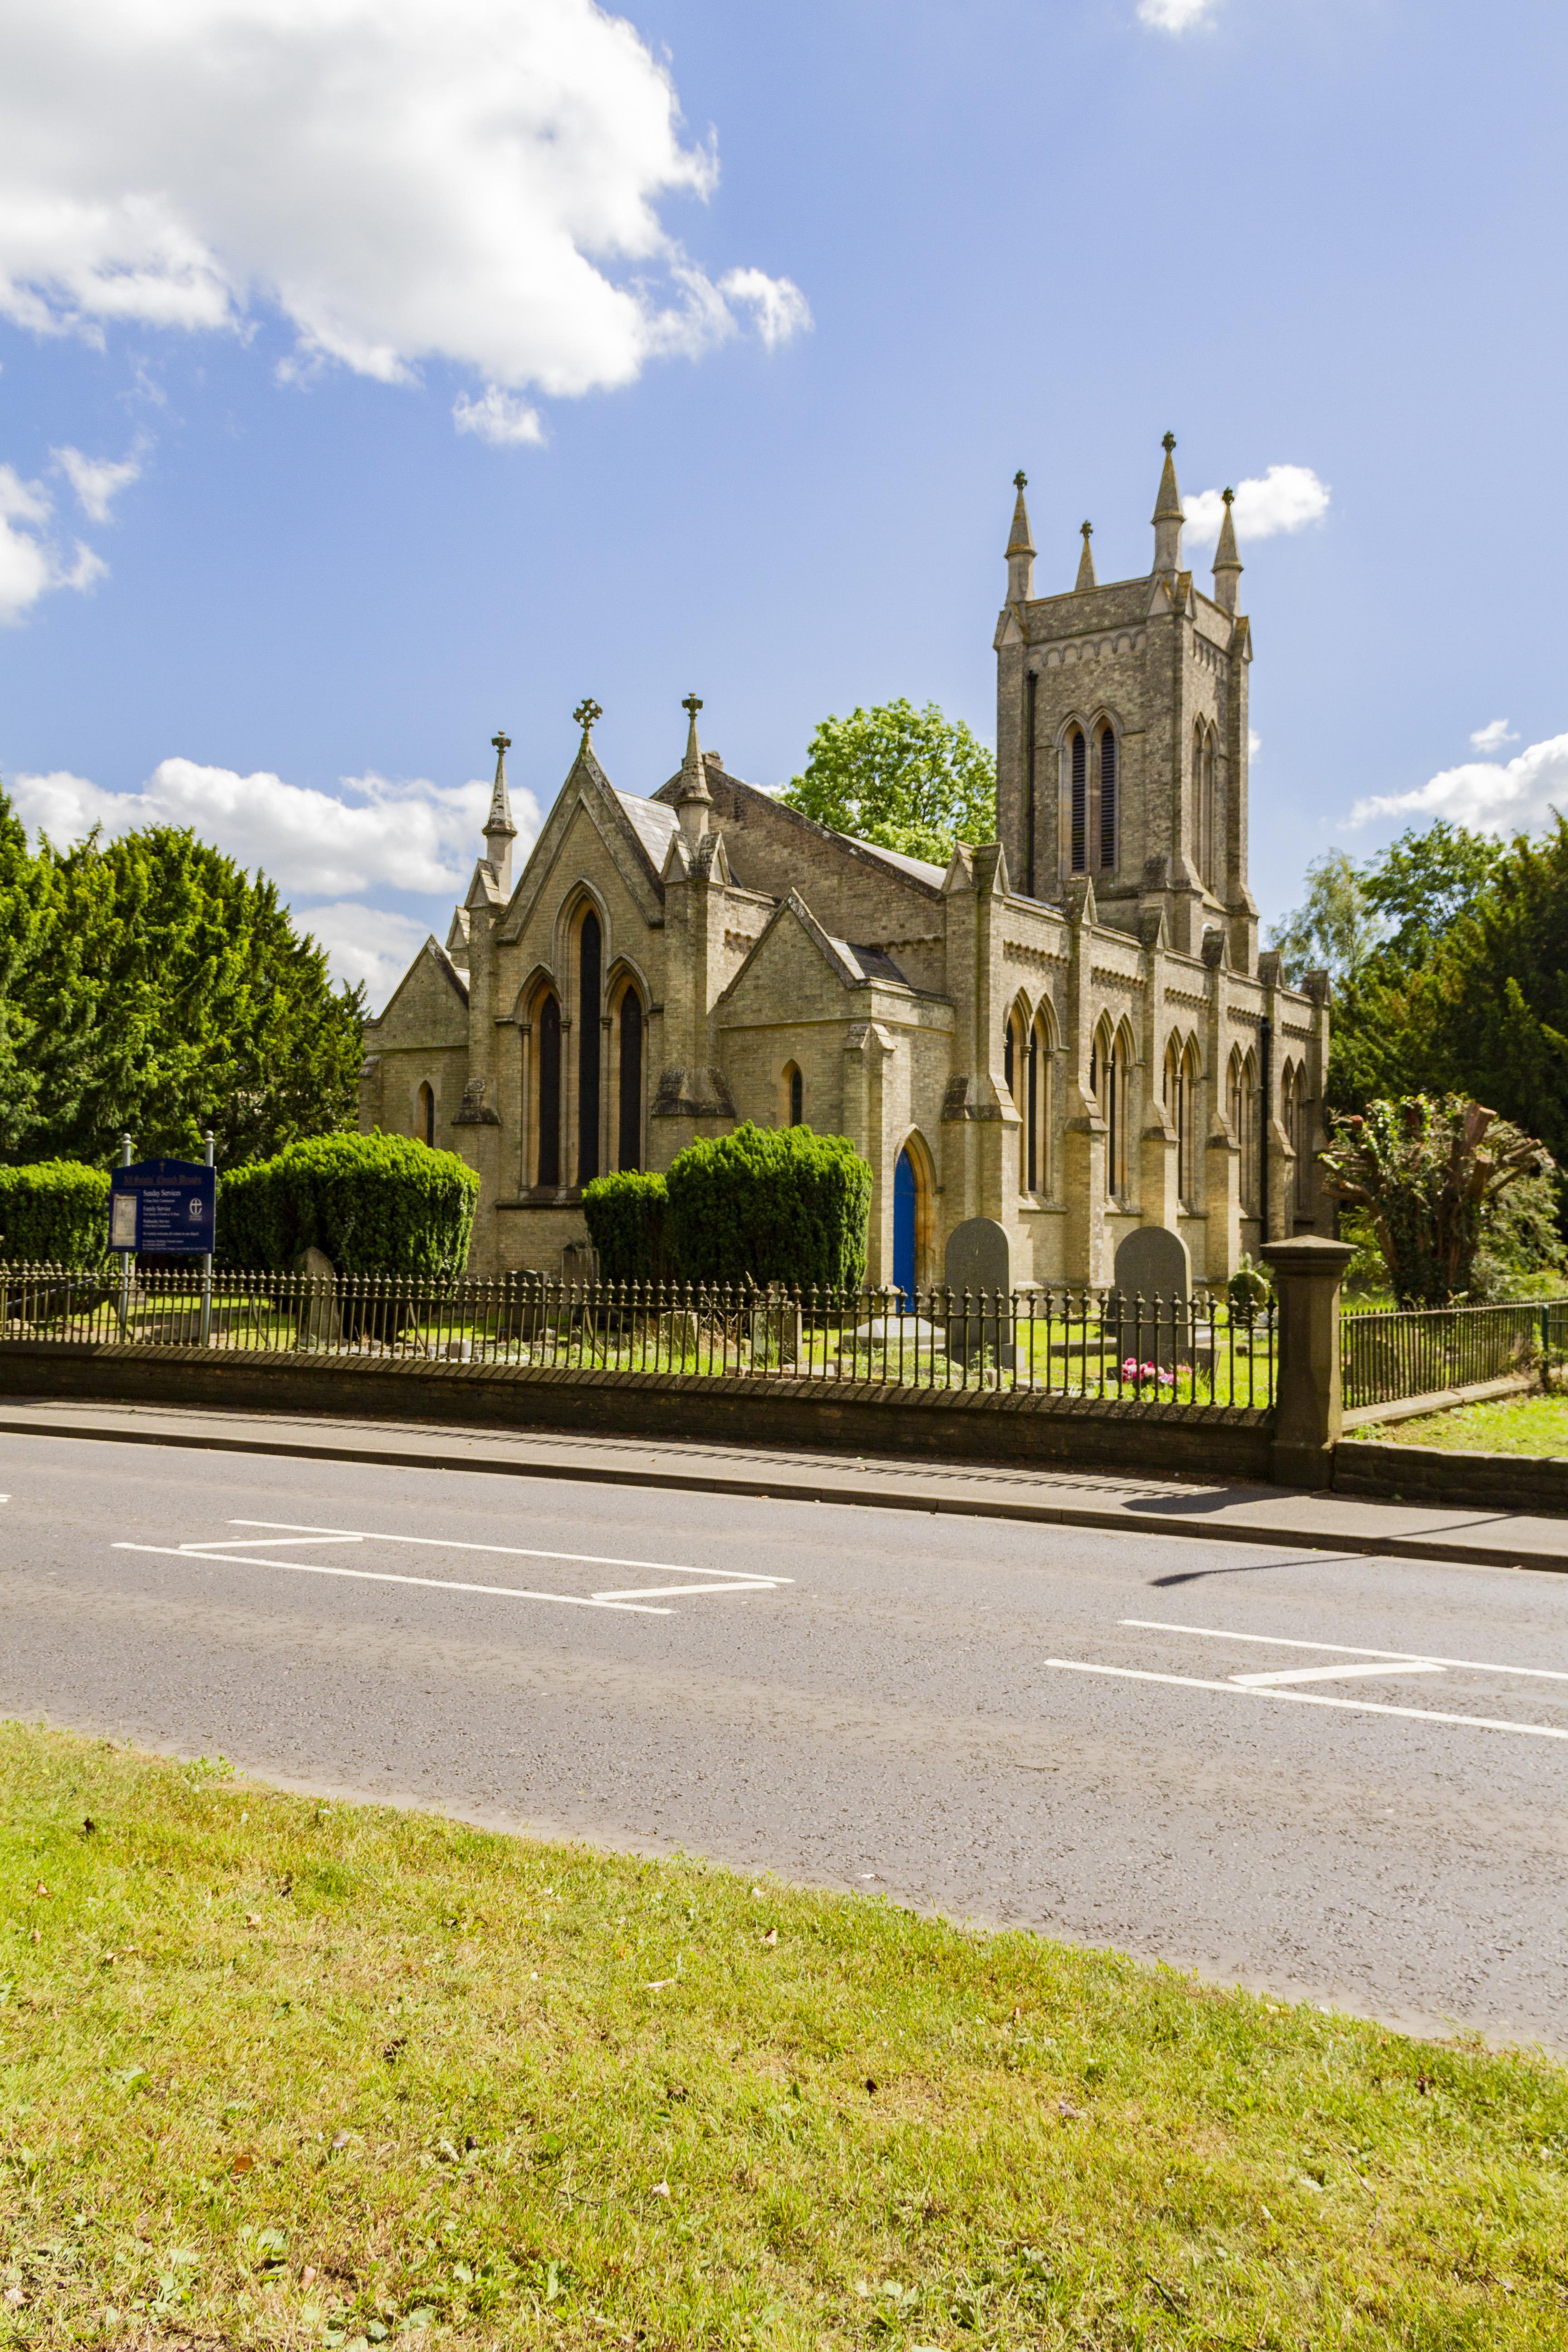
{"left": 54, "top": 442, "right": 142, "bottom": 522}
{"left": 1137, "top": 0, "right": 1221, "bottom": 29}
{"left": 1248, "top": 728, "right": 1262, "bottom": 760}
{"left": 291, "top": 901, "right": 432, "bottom": 1009}
{"left": 1343, "top": 730, "right": 1568, "bottom": 836}
{"left": 10, "top": 758, "right": 541, "bottom": 898}
{"left": 1469, "top": 717, "right": 1518, "bottom": 755}
{"left": 0, "top": 464, "right": 105, "bottom": 622}
{"left": 452, "top": 387, "right": 545, "bottom": 448}
{"left": 1186, "top": 464, "right": 1331, "bottom": 548}
{"left": 0, "top": 0, "right": 809, "bottom": 430}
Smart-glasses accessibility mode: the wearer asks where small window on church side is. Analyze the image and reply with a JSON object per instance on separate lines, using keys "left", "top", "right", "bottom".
{"left": 418, "top": 1081, "right": 435, "bottom": 1149}
{"left": 789, "top": 1064, "right": 804, "bottom": 1127}
{"left": 1098, "top": 727, "right": 1117, "bottom": 870}
{"left": 1069, "top": 730, "right": 1088, "bottom": 872}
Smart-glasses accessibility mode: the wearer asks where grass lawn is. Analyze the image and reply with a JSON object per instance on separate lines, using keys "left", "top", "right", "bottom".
{"left": 1348, "top": 1392, "right": 1568, "bottom": 1455}
{"left": 3, "top": 1727, "right": 1567, "bottom": 2349}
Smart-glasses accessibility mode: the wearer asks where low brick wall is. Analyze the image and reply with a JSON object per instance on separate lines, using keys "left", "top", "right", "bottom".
{"left": 0, "top": 1339, "right": 1274, "bottom": 1483}
{"left": 1335, "top": 1438, "right": 1568, "bottom": 1516}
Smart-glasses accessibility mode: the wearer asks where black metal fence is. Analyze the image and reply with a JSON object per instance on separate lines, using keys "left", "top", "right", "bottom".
{"left": 0, "top": 1264, "right": 1276, "bottom": 1411}
{"left": 1341, "top": 1298, "right": 1568, "bottom": 1412}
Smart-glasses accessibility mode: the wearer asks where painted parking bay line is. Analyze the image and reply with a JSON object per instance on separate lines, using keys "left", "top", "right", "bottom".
{"left": 112, "top": 1518, "right": 793, "bottom": 1617}
{"left": 1044, "top": 1660, "right": 1568, "bottom": 1740}
{"left": 1121, "top": 1619, "right": 1568, "bottom": 1684}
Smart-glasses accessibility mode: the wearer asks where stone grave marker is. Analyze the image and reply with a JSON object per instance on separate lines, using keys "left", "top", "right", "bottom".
{"left": 944, "top": 1216, "right": 1014, "bottom": 1370}
{"left": 1111, "top": 1224, "right": 1198, "bottom": 1377}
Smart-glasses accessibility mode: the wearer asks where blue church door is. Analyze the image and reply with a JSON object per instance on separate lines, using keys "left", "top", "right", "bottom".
{"left": 892, "top": 1148, "right": 918, "bottom": 1304}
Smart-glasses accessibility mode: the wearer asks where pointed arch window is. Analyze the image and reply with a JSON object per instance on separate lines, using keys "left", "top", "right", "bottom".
{"left": 784, "top": 1062, "right": 804, "bottom": 1127}
{"left": 1069, "top": 729, "right": 1088, "bottom": 873}
{"left": 1229, "top": 1048, "right": 1259, "bottom": 1215}
{"left": 577, "top": 910, "right": 602, "bottom": 1186}
{"left": 417, "top": 1081, "right": 435, "bottom": 1149}
{"left": 1098, "top": 726, "right": 1118, "bottom": 871}
{"left": 1096, "top": 1023, "right": 1131, "bottom": 1200}
{"left": 617, "top": 988, "right": 643, "bottom": 1171}
{"left": 1165, "top": 1035, "right": 1198, "bottom": 1205}
{"left": 536, "top": 993, "right": 562, "bottom": 1188}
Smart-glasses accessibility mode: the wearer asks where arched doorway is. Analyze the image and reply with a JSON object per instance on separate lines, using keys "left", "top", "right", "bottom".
{"left": 893, "top": 1148, "right": 918, "bottom": 1303}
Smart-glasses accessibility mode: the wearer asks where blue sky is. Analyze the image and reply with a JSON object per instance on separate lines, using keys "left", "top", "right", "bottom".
{"left": 0, "top": 0, "right": 1563, "bottom": 1005}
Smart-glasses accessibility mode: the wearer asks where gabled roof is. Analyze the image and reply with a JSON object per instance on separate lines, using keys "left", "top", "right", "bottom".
{"left": 717, "top": 889, "right": 922, "bottom": 1009}
{"left": 617, "top": 791, "right": 679, "bottom": 866}
{"left": 366, "top": 933, "right": 470, "bottom": 1032}
{"left": 498, "top": 741, "right": 667, "bottom": 943}
{"left": 650, "top": 761, "right": 947, "bottom": 903}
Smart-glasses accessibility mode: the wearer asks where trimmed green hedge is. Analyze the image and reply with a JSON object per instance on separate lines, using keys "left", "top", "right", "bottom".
{"left": 665, "top": 1123, "right": 872, "bottom": 1291}
{"left": 0, "top": 1160, "right": 111, "bottom": 1268}
{"left": 582, "top": 1170, "right": 669, "bottom": 1284}
{"left": 216, "top": 1133, "right": 479, "bottom": 1278}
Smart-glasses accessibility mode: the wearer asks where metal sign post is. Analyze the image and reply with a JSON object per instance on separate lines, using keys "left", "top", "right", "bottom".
{"left": 114, "top": 1134, "right": 133, "bottom": 1339}
{"left": 108, "top": 1152, "right": 218, "bottom": 1344}
{"left": 200, "top": 1130, "right": 215, "bottom": 1345}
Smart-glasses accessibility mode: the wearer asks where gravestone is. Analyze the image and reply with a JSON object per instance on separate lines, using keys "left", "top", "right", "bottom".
{"left": 944, "top": 1217, "right": 1014, "bottom": 1371}
{"left": 1111, "top": 1224, "right": 1196, "bottom": 1376}
{"left": 296, "top": 1243, "right": 341, "bottom": 1348}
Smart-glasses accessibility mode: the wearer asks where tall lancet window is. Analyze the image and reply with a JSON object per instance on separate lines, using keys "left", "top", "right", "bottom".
{"left": 1098, "top": 726, "right": 1118, "bottom": 871}
{"left": 537, "top": 994, "right": 562, "bottom": 1188}
{"left": 617, "top": 989, "right": 643, "bottom": 1171}
{"left": 577, "top": 911, "right": 602, "bottom": 1186}
{"left": 1069, "top": 729, "right": 1088, "bottom": 873}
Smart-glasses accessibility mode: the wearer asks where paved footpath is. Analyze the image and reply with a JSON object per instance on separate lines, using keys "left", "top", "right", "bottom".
{"left": 2, "top": 1403, "right": 1566, "bottom": 2052}
{"left": 0, "top": 1394, "right": 1564, "bottom": 1571}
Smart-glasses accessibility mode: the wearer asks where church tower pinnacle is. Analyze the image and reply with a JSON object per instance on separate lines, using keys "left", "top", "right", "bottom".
{"left": 674, "top": 692, "right": 712, "bottom": 846}
{"left": 1211, "top": 487, "right": 1244, "bottom": 613}
{"left": 484, "top": 728, "right": 517, "bottom": 897}
{"left": 1074, "top": 519, "right": 1096, "bottom": 592}
{"left": 1005, "top": 471, "right": 1035, "bottom": 602}
{"left": 1152, "top": 431, "right": 1184, "bottom": 575}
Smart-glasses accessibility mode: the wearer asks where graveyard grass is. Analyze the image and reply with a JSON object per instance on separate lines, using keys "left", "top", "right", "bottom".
{"left": 1345, "top": 1391, "right": 1568, "bottom": 1455}
{"left": 4, "top": 1725, "right": 1566, "bottom": 2350}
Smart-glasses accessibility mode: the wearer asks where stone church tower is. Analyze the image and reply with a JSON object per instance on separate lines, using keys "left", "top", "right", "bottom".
{"left": 995, "top": 435, "right": 1259, "bottom": 966}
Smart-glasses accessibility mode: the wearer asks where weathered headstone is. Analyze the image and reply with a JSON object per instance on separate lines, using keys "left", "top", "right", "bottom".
{"left": 297, "top": 1243, "right": 341, "bottom": 1348}
{"left": 1111, "top": 1224, "right": 1195, "bottom": 1375}
{"left": 944, "top": 1217, "right": 1014, "bottom": 1370}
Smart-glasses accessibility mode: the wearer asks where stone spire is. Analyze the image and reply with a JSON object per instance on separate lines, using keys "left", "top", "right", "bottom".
{"left": 673, "top": 692, "right": 712, "bottom": 847}
{"left": 1006, "top": 470, "right": 1035, "bottom": 603}
{"left": 484, "top": 728, "right": 517, "bottom": 896}
{"left": 1151, "top": 431, "right": 1184, "bottom": 574}
{"left": 1074, "top": 519, "right": 1096, "bottom": 593}
{"left": 1211, "top": 487, "right": 1243, "bottom": 612}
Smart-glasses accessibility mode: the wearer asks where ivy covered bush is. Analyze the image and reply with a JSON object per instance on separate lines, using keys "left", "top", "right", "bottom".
{"left": 665, "top": 1123, "right": 872, "bottom": 1291}
{"left": 582, "top": 1170, "right": 670, "bottom": 1284}
{"left": 0, "top": 1160, "right": 111, "bottom": 1268}
{"left": 217, "top": 1133, "right": 479, "bottom": 1278}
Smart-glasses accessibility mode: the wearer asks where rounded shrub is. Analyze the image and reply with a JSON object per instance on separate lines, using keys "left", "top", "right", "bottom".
{"left": 216, "top": 1132, "right": 479, "bottom": 1277}
{"left": 582, "top": 1169, "right": 669, "bottom": 1284}
{"left": 0, "top": 1160, "right": 112, "bottom": 1268}
{"left": 665, "top": 1123, "right": 872, "bottom": 1292}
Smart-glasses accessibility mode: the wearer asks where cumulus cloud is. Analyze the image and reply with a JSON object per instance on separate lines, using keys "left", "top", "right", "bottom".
{"left": 0, "top": 465, "right": 105, "bottom": 622}
{"left": 0, "top": 0, "right": 810, "bottom": 430}
{"left": 54, "top": 443, "right": 142, "bottom": 522}
{"left": 452, "top": 388, "right": 545, "bottom": 447}
{"left": 1186, "top": 464, "right": 1331, "bottom": 548}
{"left": 1470, "top": 717, "right": 1519, "bottom": 755}
{"left": 1138, "top": 0, "right": 1221, "bottom": 29}
{"left": 1343, "top": 731, "right": 1568, "bottom": 837}
{"left": 291, "top": 902, "right": 434, "bottom": 1009}
{"left": 10, "top": 758, "right": 541, "bottom": 899}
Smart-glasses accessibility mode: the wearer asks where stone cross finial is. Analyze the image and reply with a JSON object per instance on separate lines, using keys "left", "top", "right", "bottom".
{"left": 1013, "top": 469, "right": 1027, "bottom": 491}
{"left": 1081, "top": 519, "right": 1092, "bottom": 539}
{"left": 1223, "top": 486, "right": 1235, "bottom": 505}
{"left": 681, "top": 691, "right": 704, "bottom": 720}
{"left": 1074, "top": 517, "right": 1097, "bottom": 593}
{"left": 490, "top": 729, "right": 511, "bottom": 760}
{"left": 573, "top": 697, "right": 602, "bottom": 735}
{"left": 1162, "top": 430, "right": 1176, "bottom": 453}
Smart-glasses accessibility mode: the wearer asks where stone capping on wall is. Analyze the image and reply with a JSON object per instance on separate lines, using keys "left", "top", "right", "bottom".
{"left": 0, "top": 1339, "right": 1274, "bottom": 1485}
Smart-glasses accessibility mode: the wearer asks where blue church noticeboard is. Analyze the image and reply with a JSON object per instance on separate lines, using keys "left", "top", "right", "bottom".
{"left": 108, "top": 1158, "right": 216, "bottom": 1255}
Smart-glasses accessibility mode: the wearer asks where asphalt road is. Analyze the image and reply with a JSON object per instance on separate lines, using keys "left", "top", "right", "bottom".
{"left": 3, "top": 1431, "right": 1565, "bottom": 2049}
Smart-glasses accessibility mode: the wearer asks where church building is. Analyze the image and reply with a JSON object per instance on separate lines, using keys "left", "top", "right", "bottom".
{"left": 359, "top": 437, "right": 1332, "bottom": 1291}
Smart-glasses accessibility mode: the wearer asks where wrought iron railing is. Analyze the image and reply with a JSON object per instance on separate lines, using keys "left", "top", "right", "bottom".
{"left": 1341, "top": 1297, "right": 1568, "bottom": 1412}
{"left": 0, "top": 1264, "right": 1276, "bottom": 1411}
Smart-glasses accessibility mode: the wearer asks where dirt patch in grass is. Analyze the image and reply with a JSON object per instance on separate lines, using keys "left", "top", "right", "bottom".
{"left": 1349, "top": 1392, "right": 1568, "bottom": 1455}
{"left": 2, "top": 1723, "right": 1566, "bottom": 2347}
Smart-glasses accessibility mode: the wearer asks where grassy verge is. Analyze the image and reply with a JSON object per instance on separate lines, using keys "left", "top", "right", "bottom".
{"left": 3, "top": 1726, "right": 1566, "bottom": 2350}
{"left": 1346, "top": 1392, "right": 1568, "bottom": 1454}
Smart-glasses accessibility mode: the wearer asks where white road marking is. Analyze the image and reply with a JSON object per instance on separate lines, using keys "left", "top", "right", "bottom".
{"left": 228, "top": 1519, "right": 758, "bottom": 1579}
{"left": 1230, "top": 1661, "right": 1446, "bottom": 1688}
{"left": 1045, "top": 1658, "right": 1568, "bottom": 1740}
{"left": 1122, "top": 1619, "right": 1568, "bottom": 1683}
{"left": 114, "top": 1543, "right": 671, "bottom": 1614}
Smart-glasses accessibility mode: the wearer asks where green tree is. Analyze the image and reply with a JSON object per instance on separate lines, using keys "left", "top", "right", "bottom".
{"left": 0, "top": 793, "right": 365, "bottom": 1168}
{"left": 779, "top": 699, "right": 996, "bottom": 866}
{"left": 1319, "top": 1096, "right": 1551, "bottom": 1306}
{"left": 1267, "top": 850, "right": 1381, "bottom": 990}
{"left": 1358, "top": 819, "right": 1503, "bottom": 969}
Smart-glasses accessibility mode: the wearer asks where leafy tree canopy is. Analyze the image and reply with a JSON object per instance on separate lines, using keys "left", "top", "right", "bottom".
{"left": 0, "top": 790, "right": 365, "bottom": 1168}
{"left": 778, "top": 699, "right": 996, "bottom": 867}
